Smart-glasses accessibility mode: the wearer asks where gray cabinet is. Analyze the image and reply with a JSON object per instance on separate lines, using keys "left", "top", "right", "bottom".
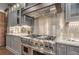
{"left": 65, "top": 3, "right": 79, "bottom": 22}
{"left": 7, "top": 4, "right": 34, "bottom": 27}
{"left": 6, "top": 35, "right": 22, "bottom": 55}
{"left": 12, "top": 36, "right": 21, "bottom": 54}
{"left": 56, "top": 43, "right": 79, "bottom": 55}
{"left": 8, "top": 10, "right": 17, "bottom": 26}
{"left": 21, "top": 15, "right": 34, "bottom": 26}
{"left": 7, "top": 7, "right": 21, "bottom": 27}
{"left": 56, "top": 43, "right": 67, "bottom": 55}
{"left": 23, "top": 3, "right": 38, "bottom": 10}
{"left": 13, "top": 10, "right": 17, "bottom": 26}
{"left": 7, "top": 12, "right": 13, "bottom": 26}
{"left": 6, "top": 35, "right": 11, "bottom": 48}
{"left": 67, "top": 45, "right": 79, "bottom": 55}
{"left": 11, "top": 36, "right": 15, "bottom": 49}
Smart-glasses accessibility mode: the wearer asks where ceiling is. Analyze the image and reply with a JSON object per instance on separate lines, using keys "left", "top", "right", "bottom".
{"left": 0, "top": 3, "right": 15, "bottom": 11}
{"left": 0, "top": 3, "right": 8, "bottom": 11}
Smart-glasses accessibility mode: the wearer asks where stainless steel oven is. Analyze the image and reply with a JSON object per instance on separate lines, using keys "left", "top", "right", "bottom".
{"left": 21, "top": 44, "right": 33, "bottom": 55}
{"left": 33, "top": 50, "right": 46, "bottom": 55}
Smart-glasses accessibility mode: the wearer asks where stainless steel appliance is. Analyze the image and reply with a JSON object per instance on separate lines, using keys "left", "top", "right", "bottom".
{"left": 21, "top": 35, "right": 56, "bottom": 55}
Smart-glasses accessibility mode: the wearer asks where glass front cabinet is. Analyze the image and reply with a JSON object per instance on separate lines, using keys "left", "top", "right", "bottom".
{"left": 65, "top": 3, "right": 79, "bottom": 22}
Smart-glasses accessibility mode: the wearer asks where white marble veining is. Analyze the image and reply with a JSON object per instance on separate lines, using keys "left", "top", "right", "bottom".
{"left": 7, "top": 33, "right": 79, "bottom": 47}
{"left": 7, "top": 33, "right": 31, "bottom": 39}
{"left": 56, "top": 38, "right": 79, "bottom": 47}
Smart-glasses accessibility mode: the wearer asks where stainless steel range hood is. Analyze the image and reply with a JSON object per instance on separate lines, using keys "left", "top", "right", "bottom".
{"left": 22, "top": 3, "right": 61, "bottom": 18}
{"left": 22, "top": 3, "right": 54, "bottom": 14}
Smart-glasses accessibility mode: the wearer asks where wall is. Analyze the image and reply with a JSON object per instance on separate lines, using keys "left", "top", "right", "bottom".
{"left": 33, "top": 14, "right": 59, "bottom": 36}
{"left": 0, "top": 3, "right": 8, "bottom": 11}
{"left": 32, "top": 4, "right": 65, "bottom": 36}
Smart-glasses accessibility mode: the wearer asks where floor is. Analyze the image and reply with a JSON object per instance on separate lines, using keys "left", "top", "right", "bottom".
{"left": 0, "top": 47, "right": 14, "bottom": 55}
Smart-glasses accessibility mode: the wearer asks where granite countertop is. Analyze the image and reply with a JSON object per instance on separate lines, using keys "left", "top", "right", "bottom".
{"left": 7, "top": 33, "right": 32, "bottom": 39}
{"left": 56, "top": 38, "right": 79, "bottom": 47}
{"left": 7, "top": 33, "right": 56, "bottom": 43}
{"left": 7, "top": 33, "right": 79, "bottom": 47}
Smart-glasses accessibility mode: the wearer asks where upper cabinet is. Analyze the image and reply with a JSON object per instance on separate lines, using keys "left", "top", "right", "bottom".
{"left": 65, "top": 3, "right": 79, "bottom": 22}
{"left": 7, "top": 3, "right": 34, "bottom": 29}
{"left": 22, "top": 3, "right": 38, "bottom": 10}
{"left": 22, "top": 3, "right": 55, "bottom": 15}
{"left": 21, "top": 15, "right": 34, "bottom": 26}
{"left": 7, "top": 4, "right": 22, "bottom": 27}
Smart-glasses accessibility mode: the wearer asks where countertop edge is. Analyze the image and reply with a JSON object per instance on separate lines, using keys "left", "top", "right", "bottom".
{"left": 56, "top": 39, "right": 79, "bottom": 47}
{"left": 6, "top": 33, "right": 79, "bottom": 47}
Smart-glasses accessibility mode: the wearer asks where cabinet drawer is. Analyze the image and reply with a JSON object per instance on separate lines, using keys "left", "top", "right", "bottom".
{"left": 67, "top": 45, "right": 79, "bottom": 55}
{"left": 70, "top": 46, "right": 79, "bottom": 52}
{"left": 57, "top": 43, "right": 66, "bottom": 48}
{"left": 56, "top": 43, "right": 67, "bottom": 55}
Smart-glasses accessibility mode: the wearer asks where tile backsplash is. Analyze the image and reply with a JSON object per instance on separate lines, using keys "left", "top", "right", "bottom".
{"left": 68, "top": 22, "right": 79, "bottom": 39}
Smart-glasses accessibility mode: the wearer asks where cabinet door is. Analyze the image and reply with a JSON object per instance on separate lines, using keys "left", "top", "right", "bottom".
{"left": 6, "top": 36, "right": 21, "bottom": 55}
{"left": 13, "top": 36, "right": 21, "bottom": 54}
{"left": 10, "top": 36, "right": 14, "bottom": 50}
{"left": 7, "top": 13, "right": 10, "bottom": 27}
{"left": 21, "top": 15, "right": 34, "bottom": 26}
{"left": 6, "top": 35, "right": 11, "bottom": 47}
{"left": 10, "top": 12, "right": 14, "bottom": 26}
{"left": 9, "top": 12, "right": 14, "bottom": 26}
{"left": 65, "top": 3, "right": 79, "bottom": 22}
{"left": 8, "top": 12, "right": 12, "bottom": 26}
{"left": 14, "top": 39, "right": 21, "bottom": 54}
{"left": 13, "top": 10, "right": 17, "bottom": 26}
{"left": 67, "top": 46, "right": 79, "bottom": 55}
{"left": 8, "top": 10, "right": 17, "bottom": 26}
{"left": 56, "top": 43, "right": 67, "bottom": 55}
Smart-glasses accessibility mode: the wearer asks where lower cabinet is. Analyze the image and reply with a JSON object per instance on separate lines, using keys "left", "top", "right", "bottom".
{"left": 6, "top": 35, "right": 22, "bottom": 55}
{"left": 66, "top": 46, "right": 79, "bottom": 55}
{"left": 56, "top": 43, "right": 67, "bottom": 55}
{"left": 12, "top": 36, "right": 22, "bottom": 54}
{"left": 6, "top": 35, "right": 11, "bottom": 48}
{"left": 56, "top": 43, "right": 79, "bottom": 55}
{"left": 6, "top": 36, "right": 79, "bottom": 55}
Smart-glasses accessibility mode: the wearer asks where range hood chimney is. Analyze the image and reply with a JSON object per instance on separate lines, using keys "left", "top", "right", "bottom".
{"left": 23, "top": 3, "right": 61, "bottom": 18}
{"left": 22, "top": 3, "right": 61, "bottom": 18}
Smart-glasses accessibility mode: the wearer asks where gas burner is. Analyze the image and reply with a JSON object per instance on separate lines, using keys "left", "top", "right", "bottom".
{"left": 46, "top": 36, "right": 56, "bottom": 41}
{"left": 36, "top": 35, "right": 56, "bottom": 41}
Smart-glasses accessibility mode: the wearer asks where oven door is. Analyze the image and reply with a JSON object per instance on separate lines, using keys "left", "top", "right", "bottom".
{"left": 22, "top": 45, "right": 33, "bottom": 55}
{"left": 33, "top": 50, "right": 46, "bottom": 55}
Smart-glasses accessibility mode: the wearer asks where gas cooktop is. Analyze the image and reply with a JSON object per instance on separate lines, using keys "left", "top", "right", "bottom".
{"left": 26, "top": 34, "right": 56, "bottom": 41}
